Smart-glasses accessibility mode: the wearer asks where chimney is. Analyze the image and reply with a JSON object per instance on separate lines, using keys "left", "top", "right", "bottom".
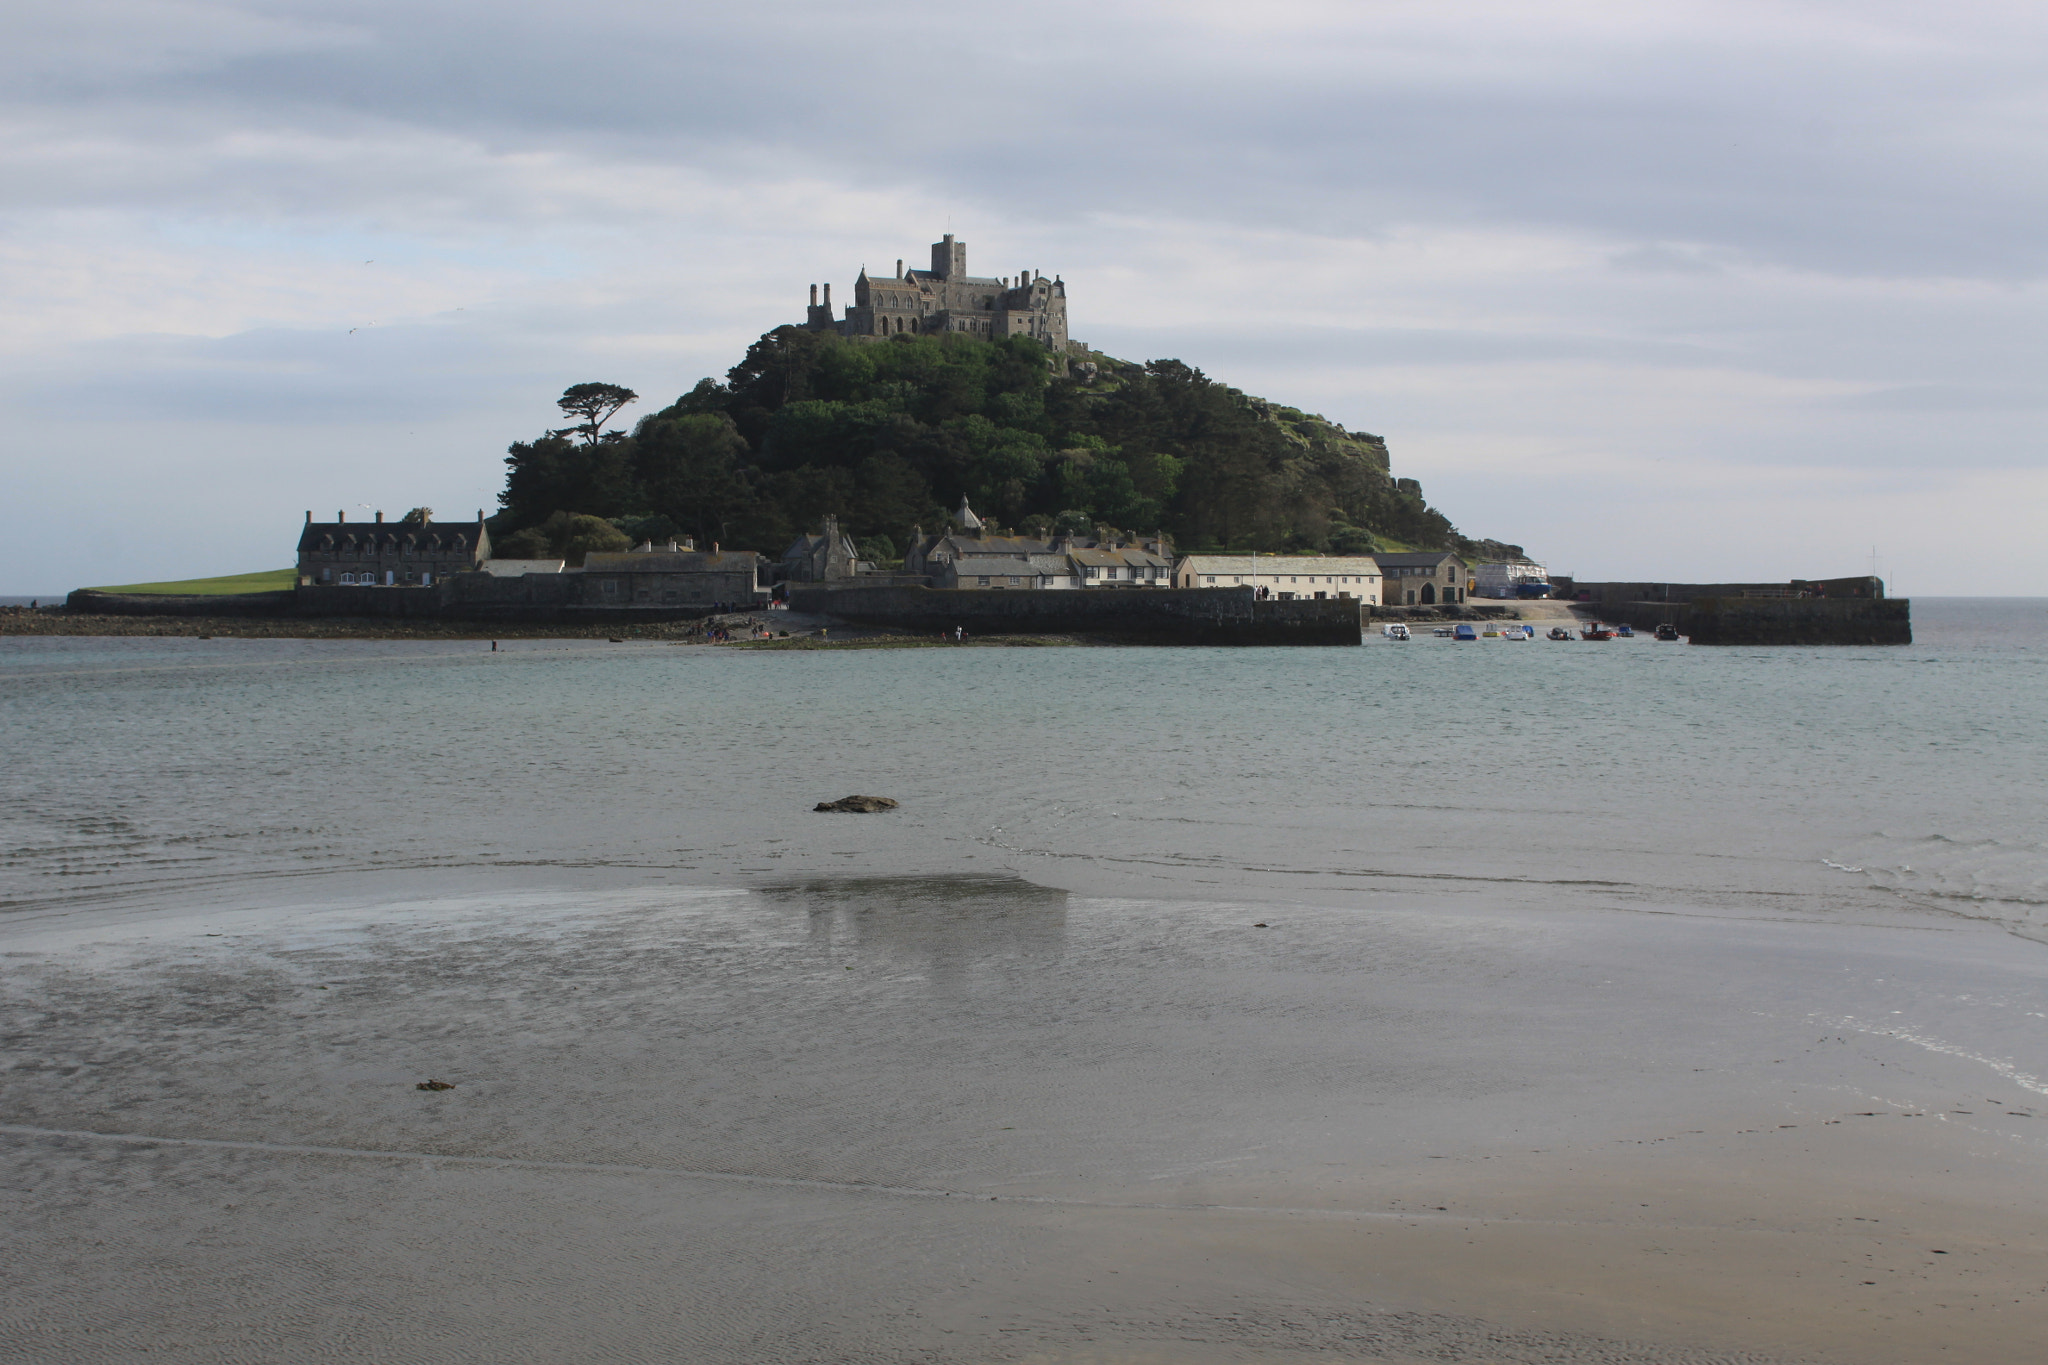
{"left": 810, "top": 284, "right": 818, "bottom": 306}
{"left": 896, "top": 259, "right": 903, "bottom": 278}
{"left": 338, "top": 510, "right": 346, "bottom": 522}
{"left": 375, "top": 510, "right": 384, "bottom": 523}
{"left": 823, "top": 283, "right": 832, "bottom": 311}
{"left": 305, "top": 510, "right": 312, "bottom": 524}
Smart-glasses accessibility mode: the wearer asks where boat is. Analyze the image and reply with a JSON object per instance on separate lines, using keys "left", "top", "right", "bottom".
{"left": 1453, "top": 623, "right": 1478, "bottom": 641}
{"left": 1580, "top": 623, "right": 1616, "bottom": 641}
{"left": 1502, "top": 624, "right": 1529, "bottom": 639}
{"left": 1654, "top": 623, "right": 1681, "bottom": 641}
{"left": 1546, "top": 626, "right": 1573, "bottom": 641}
{"left": 1433, "top": 626, "right": 1455, "bottom": 637}
{"left": 1381, "top": 623, "right": 1411, "bottom": 640}
{"left": 1481, "top": 626, "right": 1502, "bottom": 638}
{"left": 1614, "top": 623, "right": 1635, "bottom": 638}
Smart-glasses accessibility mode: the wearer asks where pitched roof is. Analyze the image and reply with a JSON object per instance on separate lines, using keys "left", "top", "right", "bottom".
{"left": 1175, "top": 555, "right": 1381, "bottom": 576}
{"left": 297, "top": 518, "right": 484, "bottom": 554}
{"left": 1071, "top": 547, "right": 1171, "bottom": 568}
{"left": 1371, "top": 552, "right": 1464, "bottom": 568}
{"left": 581, "top": 550, "right": 763, "bottom": 572}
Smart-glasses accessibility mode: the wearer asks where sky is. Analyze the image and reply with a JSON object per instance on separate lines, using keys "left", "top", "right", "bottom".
{"left": 6, "top": 0, "right": 2047, "bottom": 595}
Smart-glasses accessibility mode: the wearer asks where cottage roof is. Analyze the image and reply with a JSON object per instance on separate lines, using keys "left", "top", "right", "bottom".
{"left": 582, "top": 550, "right": 763, "bottom": 572}
{"left": 1371, "top": 552, "right": 1464, "bottom": 569}
{"left": 1070, "top": 547, "right": 1171, "bottom": 569}
{"left": 297, "top": 517, "right": 483, "bottom": 555}
{"left": 1176, "top": 555, "right": 1382, "bottom": 577}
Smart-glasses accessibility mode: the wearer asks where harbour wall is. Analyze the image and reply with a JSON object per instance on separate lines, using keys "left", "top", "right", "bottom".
{"left": 67, "top": 572, "right": 760, "bottom": 624}
{"left": 787, "top": 584, "right": 1361, "bottom": 646}
{"left": 1684, "top": 597, "right": 1911, "bottom": 646}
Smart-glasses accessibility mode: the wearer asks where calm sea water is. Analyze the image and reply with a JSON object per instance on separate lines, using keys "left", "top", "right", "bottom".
{"left": 2, "top": 598, "right": 2043, "bottom": 938}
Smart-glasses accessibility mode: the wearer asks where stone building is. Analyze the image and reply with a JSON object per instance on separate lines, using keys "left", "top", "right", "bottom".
{"left": 902, "top": 497, "right": 1170, "bottom": 588}
{"left": 575, "top": 548, "right": 767, "bottom": 610}
{"left": 1373, "top": 552, "right": 1468, "bottom": 606}
{"left": 803, "top": 234, "right": 1071, "bottom": 352}
{"left": 296, "top": 510, "right": 489, "bottom": 587}
{"left": 779, "top": 515, "right": 866, "bottom": 583}
{"left": 1174, "top": 555, "right": 1382, "bottom": 604}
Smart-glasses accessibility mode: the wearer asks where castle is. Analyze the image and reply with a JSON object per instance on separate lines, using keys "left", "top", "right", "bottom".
{"left": 802, "top": 233, "right": 1071, "bottom": 352}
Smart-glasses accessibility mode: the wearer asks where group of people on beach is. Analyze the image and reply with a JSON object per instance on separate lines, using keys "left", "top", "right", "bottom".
{"left": 695, "top": 617, "right": 777, "bottom": 643}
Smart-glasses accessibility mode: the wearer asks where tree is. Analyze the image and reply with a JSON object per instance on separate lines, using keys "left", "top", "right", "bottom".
{"left": 556, "top": 383, "right": 639, "bottom": 446}
{"left": 497, "top": 511, "right": 631, "bottom": 566}
{"left": 400, "top": 507, "right": 433, "bottom": 524}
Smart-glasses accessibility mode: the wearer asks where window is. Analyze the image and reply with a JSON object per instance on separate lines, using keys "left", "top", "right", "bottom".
{"left": 1008, "top": 576, "right": 1020, "bottom": 586}
{"left": 340, "top": 572, "right": 354, "bottom": 584}
{"left": 1205, "top": 576, "right": 1215, "bottom": 583}
{"left": 978, "top": 576, "right": 990, "bottom": 587}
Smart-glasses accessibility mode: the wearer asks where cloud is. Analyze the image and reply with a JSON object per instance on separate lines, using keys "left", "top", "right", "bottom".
{"left": 5, "top": 0, "right": 2048, "bottom": 592}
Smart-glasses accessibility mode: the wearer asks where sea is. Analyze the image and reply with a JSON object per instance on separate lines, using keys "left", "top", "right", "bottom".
{"left": 2, "top": 597, "right": 2042, "bottom": 934}
{"left": 2, "top": 597, "right": 2044, "bottom": 1364}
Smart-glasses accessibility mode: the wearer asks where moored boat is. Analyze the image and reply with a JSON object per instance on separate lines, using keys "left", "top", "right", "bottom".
{"left": 1453, "top": 623, "right": 1478, "bottom": 641}
{"left": 1547, "top": 626, "right": 1573, "bottom": 640}
{"left": 1654, "top": 623, "right": 1681, "bottom": 641}
{"left": 1581, "top": 623, "right": 1616, "bottom": 641}
{"left": 1382, "top": 623, "right": 1411, "bottom": 640}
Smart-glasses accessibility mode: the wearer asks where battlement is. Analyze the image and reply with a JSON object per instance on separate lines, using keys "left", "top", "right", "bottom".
{"left": 802, "top": 232, "right": 1071, "bottom": 352}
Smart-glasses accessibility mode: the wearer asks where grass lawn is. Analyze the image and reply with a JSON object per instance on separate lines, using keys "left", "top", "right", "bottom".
{"left": 87, "top": 568, "right": 299, "bottom": 596}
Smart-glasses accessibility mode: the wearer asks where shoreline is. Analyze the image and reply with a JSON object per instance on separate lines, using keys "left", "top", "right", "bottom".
{"left": 4, "top": 868, "right": 2042, "bottom": 1365}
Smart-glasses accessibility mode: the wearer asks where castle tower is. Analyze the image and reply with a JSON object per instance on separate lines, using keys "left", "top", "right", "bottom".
{"left": 930, "top": 233, "right": 967, "bottom": 280}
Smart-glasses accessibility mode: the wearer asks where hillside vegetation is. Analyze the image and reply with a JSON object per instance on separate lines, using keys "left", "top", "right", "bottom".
{"left": 495, "top": 329, "right": 1515, "bottom": 564}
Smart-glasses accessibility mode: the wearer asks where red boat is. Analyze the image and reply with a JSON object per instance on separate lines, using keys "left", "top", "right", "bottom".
{"left": 1580, "top": 623, "right": 1616, "bottom": 640}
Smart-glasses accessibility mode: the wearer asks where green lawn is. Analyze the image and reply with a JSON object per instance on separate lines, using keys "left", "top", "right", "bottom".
{"left": 87, "top": 568, "right": 299, "bottom": 596}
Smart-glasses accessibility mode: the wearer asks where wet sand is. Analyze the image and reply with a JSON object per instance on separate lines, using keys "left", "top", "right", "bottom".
{"left": 3, "top": 872, "right": 2042, "bottom": 1363}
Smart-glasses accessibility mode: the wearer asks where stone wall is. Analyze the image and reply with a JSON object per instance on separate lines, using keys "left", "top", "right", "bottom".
{"left": 787, "top": 584, "right": 1360, "bottom": 646}
{"left": 65, "top": 590, "right": 299, "bottom": 617}
{"left": 69, "top": 568, "right": 764, "bottom": 623}
{"left": 1686, "top": 597, "right": 1911, "bottom": 646}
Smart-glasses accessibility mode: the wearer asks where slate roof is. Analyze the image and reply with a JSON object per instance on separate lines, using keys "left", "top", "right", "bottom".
{"left": 1371, "top": 552, "right": 1465, "bottom": 569}
{"left": 297, "top": 519, "right": 483, "bottom": 555}
{"left": 1070, "top": 547, "right": 1172, "bottom": 569}
{"left": 581, "top": 551, "right": 763, "bottom": 572}
{"left": 1175, "top": 555, "right": 1379, "bottom": 577}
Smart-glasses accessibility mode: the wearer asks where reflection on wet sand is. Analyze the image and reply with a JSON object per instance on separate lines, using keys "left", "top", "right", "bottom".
{"left": 765, "top": 873, "right": 1068, "bottom": 982}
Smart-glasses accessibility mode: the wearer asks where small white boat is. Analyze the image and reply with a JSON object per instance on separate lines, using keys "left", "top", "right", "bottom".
{"left": 1381, "top": 623, "right": 1411, "bottom": 640}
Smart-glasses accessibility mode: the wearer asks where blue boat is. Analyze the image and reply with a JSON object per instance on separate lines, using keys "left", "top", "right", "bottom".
{"left": 1453, "top": 623, "right": 1478, "bottom": 641}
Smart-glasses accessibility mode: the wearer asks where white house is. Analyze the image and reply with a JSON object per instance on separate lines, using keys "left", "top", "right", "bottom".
{"left": 1173, "top": 555, "right": 1381, "bottom": 603}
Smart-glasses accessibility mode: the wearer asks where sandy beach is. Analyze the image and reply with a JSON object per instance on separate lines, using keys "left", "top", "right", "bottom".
{"left": 3, "top": 871, "right": 2042, "bottom": 1365}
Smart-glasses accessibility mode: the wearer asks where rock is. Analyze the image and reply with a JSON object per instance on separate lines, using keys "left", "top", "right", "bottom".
{"left": 416, "top": 1079, "right": 456, "bottom": 1091}
{"left": 814, "top": 795, "right": 899, "bottom": 813}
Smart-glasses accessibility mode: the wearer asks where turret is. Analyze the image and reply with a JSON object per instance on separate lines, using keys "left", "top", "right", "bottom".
{"left": 931, "top": 233, "right": 966, "bottom": 280}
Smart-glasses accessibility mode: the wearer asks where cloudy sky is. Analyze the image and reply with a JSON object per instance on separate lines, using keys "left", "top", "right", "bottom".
{"left": 6, "top": 0, "right": 2046, "bottom": 594}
